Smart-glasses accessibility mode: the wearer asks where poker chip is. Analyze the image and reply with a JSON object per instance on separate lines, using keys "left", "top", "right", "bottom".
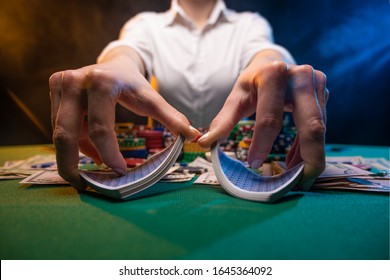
{"left": 115, "top": 122, "right": 134, "bottom": 134}
{"left": 148, "top": 148, "right": 165, "bottom": 155}
{"left": 121, "top": 149, "right": 148, "bottom": 159}
{"left": 136, "top": 130, "right": 163, "bottom": 138}
{"left": 175, "top": 166, "right": 207, "bottom": 174}
{"left": 125, "top": 158, "right": 146, "bottom": 168}
{"left": 118, "top": 137, "right": 146, "bottom": 148}
{"left": 181, "top": 152, "right": 206, "bottom": 162}
{"left": 136, "top": 130, "right": 164, "bottom": 149}
{"left": 183, "top": 142, "right": 207, "bottom": 152}
{"left": 114, "top": 113, "right": 297, "bottom": 166}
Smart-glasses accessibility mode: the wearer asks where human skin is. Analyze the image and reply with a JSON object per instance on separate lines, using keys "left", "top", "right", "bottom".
{"left": 50, "top": 0, "right": 328, "bottom": 190}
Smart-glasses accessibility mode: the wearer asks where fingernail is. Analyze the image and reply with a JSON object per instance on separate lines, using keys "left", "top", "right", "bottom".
{"left": 192, "top": 135, "right": 201, "bottom": 143}
{"left": 113, "top": 168, "right": 126, "bottom": 176}
{"left": 198, "top": 132, "right": 209, "bottom": 143}
{"left": 250, "top": 159, "right": 262, "bottom": 169}
{"left": 188, "top": 125, "right": 200, "bottom": 142}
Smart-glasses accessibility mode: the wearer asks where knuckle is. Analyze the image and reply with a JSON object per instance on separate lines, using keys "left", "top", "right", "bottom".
{"left": 256, "top": 61, "right": 288, "bottom": 81}
{"left": 291, "top": 65, "right": 315, "bottom": 90}
{"left": 62, "top": 70, "right": 77, "bottom": 85}
{"left": 52, "top": 125, "right": 73, "bottom": 146}
{"left": 240, "top": 61, "right": 289, "bottom": 91}
{"left": 306, "top": 118, "right": 326, "bottom": 140}
{"left": 88, "top": 122, "right": 110, "bottom": 141}
{"left": 61, "top": 70, "right": 84, "bottom": 93}
{"left": 256, "top": 115, "right": 283, "bottom": 133}
{"left": 85, "top": 69, "right": 117, "bottom": 92}
{"left": 270, "top": 60, "right": 289, "bottom": 75}
{"left": 317, "top": 70, "right": 327, "bottom": 83}
{"left": 315, "top": 70, "right": 327, "bottom": 88}
{"left": 297, "top": 64, "right": 314, "bottom": 76}
{"left": 49, "top": 72, "right": 62, "bottom": 89}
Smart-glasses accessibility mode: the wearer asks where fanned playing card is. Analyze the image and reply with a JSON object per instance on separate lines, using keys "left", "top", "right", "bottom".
{"left": 211, "top": 142, "right": 304, "bottom": 203}
{"left": 80, "top": 135, "right": 184, "bottom": 199}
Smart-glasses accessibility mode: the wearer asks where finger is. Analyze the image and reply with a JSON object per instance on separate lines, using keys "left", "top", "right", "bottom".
{"left": 119, "top": 81, "right": 201, "bottom": 142}
{"left": 286, "top": 71, "right": 327, "bottom": 169}
{"left": 52, "top": 70, "right": 86, "bottom": 190}
{"left": 314, "top": 70, "right": 327, "bottom": 123}
{"left": 325, "top": 88, "right": 330, "bottom": 104}
{"left": 197, "top": 85, "right": 250, "bottom": 149}
{"left": 49, "top": 71, "right": 63, "bottom": 130}
{"left": 149, "top": 99, "right": 201, "bottom": 142}
{"left": 289, "top": 65, "right": 326, "bottom": 189}
{"left": 247, "top": 61, "right": 289, "bottom": 169}
{"left": 85, "top": 70, "right": 128, "bottom": 175}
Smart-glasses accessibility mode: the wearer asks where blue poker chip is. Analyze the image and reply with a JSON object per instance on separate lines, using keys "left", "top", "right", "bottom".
{"left": 120, "top": 149, "right": 148, "bottom": 158}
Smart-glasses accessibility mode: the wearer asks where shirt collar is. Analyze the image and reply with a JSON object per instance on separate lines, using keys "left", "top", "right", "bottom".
{"left": 163, "top": 0, "right": 237, "bottom": 27}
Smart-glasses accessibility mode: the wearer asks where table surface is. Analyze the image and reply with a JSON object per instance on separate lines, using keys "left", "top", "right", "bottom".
{"left": 0, "top": 144, "right": 389, "bottom": 260}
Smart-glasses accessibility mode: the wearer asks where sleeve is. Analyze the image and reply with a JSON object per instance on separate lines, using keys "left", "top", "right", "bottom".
{"left": 97, "top": 13, "right": 154, "bottom": 76}
{"left": 240, "top": 12, "right": 296, "bottom": 69}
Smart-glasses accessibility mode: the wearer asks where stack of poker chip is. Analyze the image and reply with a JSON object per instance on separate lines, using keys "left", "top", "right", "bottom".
{"left": 222, "top": 115, "right": 298, "bottom": 162}
{"left": 270, "top": 113, "right": 297, "bottom": 156}
{"left": 271, "top": 132, "right": 295, "bottom": 155}
{"left": 228, "top": 120, "right": 254, "bottom": 142}
{"left": 180, "top": 127, "right": 210, "bottom": 162}
{"left": 124, "top": 157, "right": 146, "bottom": 168}
{"left": 235, "top": 138, "right": 251, "bottom": 162}
{"left": 181, "top": 142, "right": 208, "bottom": 162}
{"left": 115, "top": 122, "right": 148, "bottom": 158}
{"left": 222, "top": 120, "right": 255, "bottom": 155}
{"left": 115, "top": 122, "right": 134, "bottom": 135}
{"left": 117, "top": 136, "right": 148, "bottom": 158}
{"left": 136, "top": 130, "right": 164, "bottom": 151}
{"left": 162, "top": 129, "right": 175, "bottom": 148}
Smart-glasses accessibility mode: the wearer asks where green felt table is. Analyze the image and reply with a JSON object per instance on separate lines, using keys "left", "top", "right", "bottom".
{"left": 0, "top": 144, "right": 389, "bottom": 260}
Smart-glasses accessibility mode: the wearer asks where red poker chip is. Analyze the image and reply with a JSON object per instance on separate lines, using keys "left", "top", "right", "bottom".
{"left": 137, "top": 131, "right": 163, "bottom": 137}
{"left": 125, "top": 158, "right": 146, "bottom": 168}
{"left": 146, "top": 140, "right": 163, "bottom": 144}
{"left": 148, "top": 148, "right": 165, "bottom": 154}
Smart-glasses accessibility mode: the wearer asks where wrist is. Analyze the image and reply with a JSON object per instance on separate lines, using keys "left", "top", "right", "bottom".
{"left": 99, "top": 46, "right": 145, "bottom": 74}
{"left": 251, "top": 49, "right": 289, "bottom": 65}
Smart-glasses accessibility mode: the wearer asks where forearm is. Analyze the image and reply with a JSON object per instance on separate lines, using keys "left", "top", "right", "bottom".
{"left": 249, "top": 49, "right": 294, "bottom": 66}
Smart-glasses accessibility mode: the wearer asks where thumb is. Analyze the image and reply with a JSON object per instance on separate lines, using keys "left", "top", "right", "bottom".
{"left": 198, "top": 84, "right": 251, "bottom": 148}
{"left": 197, "top": 114, "right": 237, "bottom": 149}
{"left": 134, "top": 87, "right": 201, "bottom": 142}
{"left": 152, "top": 105, "right": 201, "bottom": 142}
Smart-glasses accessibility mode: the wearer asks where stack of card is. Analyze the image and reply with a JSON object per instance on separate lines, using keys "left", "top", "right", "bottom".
{"left": 211, "top": 143, "right": 304, "bottom": 203}
{"left": 79, "top": 135, "right": 184, "bottom": 199}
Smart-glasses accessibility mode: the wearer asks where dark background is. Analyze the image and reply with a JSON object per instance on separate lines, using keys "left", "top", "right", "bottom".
{"left": 1, "top": 0, "right": 389, "bottom": 146}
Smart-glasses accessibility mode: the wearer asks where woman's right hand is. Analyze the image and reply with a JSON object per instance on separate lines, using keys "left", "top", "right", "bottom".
{"left": 49, "top": 47, "right": 200, "bottom": 190}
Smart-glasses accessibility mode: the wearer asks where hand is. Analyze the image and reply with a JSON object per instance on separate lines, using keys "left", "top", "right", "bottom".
{"left": 49, "top": 47, "right": 200, "bottom": 190}
{"left": 198, "top": 51, "right": 329, "bottom": 190}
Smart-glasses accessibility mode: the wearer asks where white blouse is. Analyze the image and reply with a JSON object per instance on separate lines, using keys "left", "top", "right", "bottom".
{"left": 98, "top": 0, "right": 294, "bottom": 127}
